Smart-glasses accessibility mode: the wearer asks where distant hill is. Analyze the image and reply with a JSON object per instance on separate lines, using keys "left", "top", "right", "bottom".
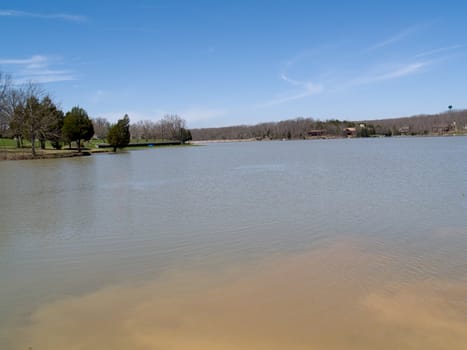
{"left": 191, "top": 109, "right": 467, "bottom": 141}
{"left": 363, "top": 109, "right": 467, "bottom": 135}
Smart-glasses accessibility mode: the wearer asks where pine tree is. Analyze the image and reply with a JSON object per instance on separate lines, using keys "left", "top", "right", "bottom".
{"left": 62, "top": 107, "right": 94, "bottom": 152}
{"left": 107, "top": 114, "right": 130, "bottom": 152}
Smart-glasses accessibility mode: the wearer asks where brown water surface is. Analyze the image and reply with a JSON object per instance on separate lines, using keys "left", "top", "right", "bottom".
{"left": 5, "top": 239, "right": 467, "bottom": 350}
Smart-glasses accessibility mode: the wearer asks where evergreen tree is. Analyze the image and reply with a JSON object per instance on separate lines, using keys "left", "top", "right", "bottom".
{"left": 62, "top": 107, "right": 94, "bottom": 152}
{"left": 180, "top": 127, "right": 192, "bottom": 143}
{"left": 107, "top": 114, "right": 130, "bottom": 152}
{"left": 38, "top": 96, "right": 64, "bottom": 149}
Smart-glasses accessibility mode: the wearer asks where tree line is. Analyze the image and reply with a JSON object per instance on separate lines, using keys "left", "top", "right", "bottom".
{"left": 191, "top": 118, "right": 357, "bottom": 140}
{"left": 362, "top": 110, "right": 467, "bottom": 135}
{"left": 92, "top": 114, "right": 192, "bottom": 144}
{"left": 0, "top": 73, "right": 96, "bottom": 156}
{"left": 191, "top": 110, "right": 467, "bottom": 141}
{"left": 0, "top": 71, "right": 191, "bottom": 156}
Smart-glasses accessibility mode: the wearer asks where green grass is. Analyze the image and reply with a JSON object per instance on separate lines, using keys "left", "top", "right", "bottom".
{"left": 0, "top": 138, "right": 99, "bottom": 150}
{"left": 0, "top": 137, "right": 61, "bottom": 149}
{"left": 0, "top": 137, "right": 192, "bottom": 159}
{"left": 0, "top": 138, "right": 20, "bottom": 148}
{"left": 87, "top": 139, "right": 106, "bottom": 148}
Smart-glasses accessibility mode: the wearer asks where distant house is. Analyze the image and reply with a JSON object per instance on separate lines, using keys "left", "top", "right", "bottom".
{"left": 398, "top": 126, "right": 410, "bottom": 135}
{"left": 307, "top": 129, "right": 326, "bottom": 137}
{"left": 432, "top": 124, "right": 451, "bottom": 134}
{"left": 432, "top": 121, "right": 456, "bottom": 134}
{"left": 344, "top": 127, "right": 357, "bottom": 137}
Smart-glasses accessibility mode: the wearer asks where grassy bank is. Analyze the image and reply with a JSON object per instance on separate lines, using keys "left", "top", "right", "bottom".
{"left": 0, "top": 148, "right": 93, "bottom": 161}
{"left": 0, "top": 138, "right": 193, "bottom": 161}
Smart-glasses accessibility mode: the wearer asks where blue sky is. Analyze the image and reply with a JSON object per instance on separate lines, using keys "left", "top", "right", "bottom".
{"left": 0, "top": 1, "right": 466, "bottom": 127}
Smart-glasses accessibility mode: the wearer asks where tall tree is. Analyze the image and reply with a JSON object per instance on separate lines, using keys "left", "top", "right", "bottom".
{"left": 38, "top": 96, "right": 64, "bottom": 149}
{"left": 180, "top": 128, "right": 192, "bottom": 143}
{"left": 8, "top": 83, "right": 43, "bottom": 149}
{"left": 160, "top": 114, "right": 189, "bottom": 142}
{"left": 62, "top": 106, "right": 94, "bottom": 152}
{"left": 9, "top": 83, "right": 48, "bottom": 156}
{"left": 92, "top": 117, "right": 111, "bottom": 140}
{"left": 19, "top": 96, "right": 42, "bottom": 156}
{"left": 13, "top": 95, "right": 64, "bottom": 155}
{"left": 0, "top": 72, "right": 13, "bottom": 137}
{"left": 107, "top": 114, "right": 130, "bottom": 152}
{"left": 7, "top": 90, "right": 27, "bottom": 148}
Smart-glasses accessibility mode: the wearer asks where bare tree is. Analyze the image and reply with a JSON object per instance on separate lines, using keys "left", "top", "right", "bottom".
{"left": 0, "top": 72, "right": 12, "bottom": 136}
{"left": 8, "top": 83, "right": 45, "bottom": 150}
{"left": 21, "top": 96, "right": 42, "bottom": 156}
{"left": 129, "top": 121, "right": 142, "bottom": 142}
{"left": 0, "top": 72, "right": 25, "bottom": 139}
{"left": 160, "top": 114, "right": 186, "bottom": 141}
{"left": 7, "top": 89, "right": 27, "bottom": 148}
{"left": 143, "top": 120, "right": 155, "bottom": 141}
{"left": 92, "top": 117, "right": 111, "bottom": 140}
{"left": 10, "top": 83, "right": 64, "bottom": 156}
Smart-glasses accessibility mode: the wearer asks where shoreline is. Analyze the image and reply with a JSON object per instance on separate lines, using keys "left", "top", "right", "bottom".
{"left": 0, "top": 142, "right": 192, "bottom": 161}
{"left": 2, "top": 134, "right": 465, "bottom": 161}
{"left": 0, "top": 149, "right": 94, "bottom": 161}
{"left": 189, "top": 133, "right": 467, "bottom": 144}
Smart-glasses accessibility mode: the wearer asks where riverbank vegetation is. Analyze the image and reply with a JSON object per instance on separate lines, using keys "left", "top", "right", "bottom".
{"left": 0, "top": 71, "right": 192, "bottom": 160}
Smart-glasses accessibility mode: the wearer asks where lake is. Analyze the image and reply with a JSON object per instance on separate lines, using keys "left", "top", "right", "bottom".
{"left": 1, "top": 137, "right": 466, "bottom": 349}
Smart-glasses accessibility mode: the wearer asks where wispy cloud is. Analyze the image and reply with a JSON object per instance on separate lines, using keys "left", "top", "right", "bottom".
{"left": 0, "top": 55, "right": 48, "bottom": 69}
{"left": 0, "top": 9, "right": 86, "bottom": 22}
{"left": 262, "top": 73, "right": 322, "bottom": 106}
{"left": 0, "top": 55, "right": 76, "bottom": 84}
{"left": 368, "top": 31, "right": 411, "bottom": 50}
{"left": 414, "top": 45, "right": 464, "bottom": 59}
{"left": 260, "top": 20, "right": 451, "bottom": 106}
{"left": 345, "top": 61, "right": 429, "bottom": 88}
{"left": 373, "top": 62, "right": 427, "bottom": 80}
{"left": 14, "top": 74, "right": 76, "bottom": 84}
{"left": 367, "top": 23, "right": 429, "bottom": 51}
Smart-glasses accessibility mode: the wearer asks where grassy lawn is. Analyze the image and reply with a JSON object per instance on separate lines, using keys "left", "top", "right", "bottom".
{"left": 0, "top": 138, "right": 99, "bottom": 160}
{"left": 0, "top": 138, "right": 100, "bottom": 150}
{"left": 0, "top": 138, "right": 20, "bottom": 148}
{"left": 0, "top": 137, "right": 191, "bottom": 160}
